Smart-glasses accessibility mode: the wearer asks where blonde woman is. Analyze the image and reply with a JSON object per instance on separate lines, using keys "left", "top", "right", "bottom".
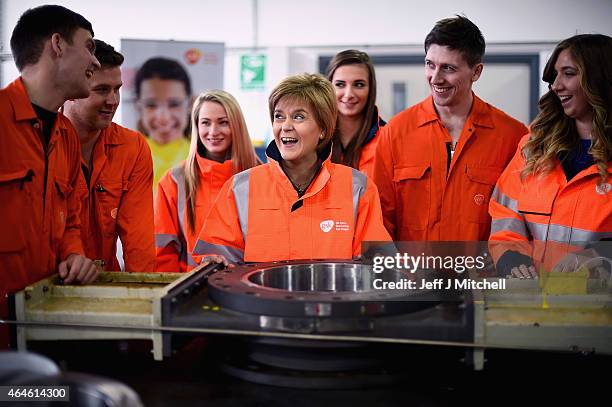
{"left": 155, "top": 90, "right": 259, "bottom": 272}
{"left": 490, "top": 34, "right": 612, "bottom": 278}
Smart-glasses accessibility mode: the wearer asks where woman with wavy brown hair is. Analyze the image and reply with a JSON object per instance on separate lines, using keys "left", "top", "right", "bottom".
{"left": 325, "top": 50, "right": 385, "bottom": 178}
{"left": 489, "top": 34, "right": 612, "bottom": 278}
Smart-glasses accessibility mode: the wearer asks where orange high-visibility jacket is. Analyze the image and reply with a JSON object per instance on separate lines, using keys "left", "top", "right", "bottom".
{"left": 155, "top": 157, "right": 234, "bottom": 272}
{"left": 193, "top": 142, "right": 391, "bottom": 263}
{"left": 489, "top": 135, "right": 612, "bottom": 270}
{"left": 76, "top": 123, "right": 155, "bottom": 272}
{"left": 354, "top": 111, "right": 386, "bottom": 179}
{"left": 0, "top": 78, "right": 84, "bottom": 296}
{"left": 374, "top": 94, "right": 528, "bottom": 241}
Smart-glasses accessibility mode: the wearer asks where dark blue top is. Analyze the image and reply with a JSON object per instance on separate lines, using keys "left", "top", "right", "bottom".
{"left": 561, "top": 139, "right": 593, "bottom": 181}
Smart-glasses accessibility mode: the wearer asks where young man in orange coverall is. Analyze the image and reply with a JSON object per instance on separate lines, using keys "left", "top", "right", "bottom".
{"left": 64, "top": 40, "right": 155, "bottom": 273}
{"left": 0, "top": 5, "right": 101, "bottom": 347}
{"left": 374, "top": 16, "right": 528, "bottom": 242}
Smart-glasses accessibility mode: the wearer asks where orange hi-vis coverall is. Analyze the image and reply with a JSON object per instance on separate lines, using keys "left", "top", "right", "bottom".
{"left": 374, "top": 94, "right": 528, "bottom": 241}
{"left": 337, "top": 108, "right": 386, "bottom": 179}
{"left": 354, "top": 111, "right": 386, "bottom": 179}
{"left": 489, "top": 135, "right": 612, "bottom": 271}
{"left": 76, "top": 123, "right": 155, "bottom": 272}
{"left": 0, "top": 79, "right": 85, "bottom": 340}
{"left": 155, "top": 156, "right": 235, "bottom": 272}
{"left": 193, "top": 142, "right": 391, "bottom": 263}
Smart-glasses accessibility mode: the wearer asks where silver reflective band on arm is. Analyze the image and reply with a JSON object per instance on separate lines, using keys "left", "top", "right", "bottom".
{"left": 156, "top": 232, "right": 191, "bottom": 268}
{"left": 491, "top": 186, "right": 519, "bottom": 214}
{"left": 193, "top": 240, "right": 245, "bottom": 264}
{"left": 232, "top": 170, "right": 251, "bottom": 242}
{"left": 526, "top": 221, "right": 612, "bottom": 245}
{"left": 351, "top": 168, "right": 367, "bottom": 226}
{"left": 169, "top": 167, "right": 198, "bottom": 267}
{"left": 491, "top": 218, "right": 530, "bottom": 239}
{"left": 187, "top": 254, "right": 198, "bottom": 266}
{"left": 171, "top": 166, "right": 187, "bottom": 235}
{"left": 155, "top": 233, "right": 191, "bottom": 266}
{"left": 155, "top": 233, "right": 181, "bottom": 249}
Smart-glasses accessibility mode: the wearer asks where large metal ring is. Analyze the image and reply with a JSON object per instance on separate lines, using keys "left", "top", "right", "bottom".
{"left": 208, "top": 260, "right": 437, "bottom": 318}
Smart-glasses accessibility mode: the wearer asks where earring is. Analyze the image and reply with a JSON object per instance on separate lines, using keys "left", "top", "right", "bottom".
{"left": 319, "top": 134, "right": 324, "bottom": 139}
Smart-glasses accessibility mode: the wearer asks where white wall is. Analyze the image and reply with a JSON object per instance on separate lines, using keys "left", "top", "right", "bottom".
{"left": 2, "top": 0, "right": 610, "bottom": 137}
{"left": 3, "top": 0, "right": 611, "bottom": 65}
{"left": 1, "top": 0, "right": 254, "bottom": 49}
{"left": 1, "top": 0, "right": 255, "bottom": 94}
{"left": 257, "top": 0, "right": 612, "bottom": 46}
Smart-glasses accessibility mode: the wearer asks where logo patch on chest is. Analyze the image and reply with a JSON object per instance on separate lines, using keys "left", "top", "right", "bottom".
{"left": 474, "top": 194, "right": 485, "bottom": 206}
{"left": 320, "top": 220, "right": 334, "bottom": 233}
{"left": 110, "top": 208, "right": 118, "bottom": 219}
{"left": 320, "top": 219, "right": 350, "bottom": 233}
{"left": 596, "top": 183, "right": 611, "bottom": 195}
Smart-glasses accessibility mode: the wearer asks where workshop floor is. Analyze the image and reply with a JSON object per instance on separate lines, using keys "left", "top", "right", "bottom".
{"left": 28, "top": 337, "right": 608, "bottom": 406}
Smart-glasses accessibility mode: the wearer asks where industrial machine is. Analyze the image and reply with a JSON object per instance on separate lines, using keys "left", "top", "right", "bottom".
{"left": 5, "top": 260, "right": 612, "bottom": 387}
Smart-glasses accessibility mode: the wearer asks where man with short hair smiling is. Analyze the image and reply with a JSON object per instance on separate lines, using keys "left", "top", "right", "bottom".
{"left": 64, "top": 40, "right": 155, "bottom": 273}
{"left": 374, "top": 15, "right": 528, "bottom": 242}
{"left": 0, "top": 5, "right": 101, "bottom": 347}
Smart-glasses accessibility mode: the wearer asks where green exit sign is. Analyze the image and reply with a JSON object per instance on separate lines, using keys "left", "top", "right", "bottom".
{"left": 240, "top": 54, "right": 266, "bottom": 90}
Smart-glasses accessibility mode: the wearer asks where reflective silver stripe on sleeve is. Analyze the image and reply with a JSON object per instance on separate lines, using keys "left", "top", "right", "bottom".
{"left": 491, "top": 218, "right": 530, "bottom": 238}
{"left": 156, "top": 233, "right": 189, "bottom": 268}
{"left": 171, "top": 166, "right": 186, "bottom": 235}
{"left": 351, "top": 168, "right": 367, "bottom": 225}
{"left": 526, "top": 221, "right": 612, "bottom": 245}
{"left": 187, "top": 254, "right": 198, "bottom": 267}
{"left": 567, "top": 228, "right": 612, "bottom": 243}
{"left": 155, "top": 233, "right": 181, "bottom": 249}
{"left": 491, "top": 186, "right": 519, "bottom": 214}
{"left": 180, "top": 248, "right": 196, "bottom": 267}
{"left": 232, "top": 170, "right": 251, "bottom": 242}
{"left": 193, "top": 239, "right": 245, "bottom": 264}
{"left": 527, "top": 222, "right": 548, "bottom": 242}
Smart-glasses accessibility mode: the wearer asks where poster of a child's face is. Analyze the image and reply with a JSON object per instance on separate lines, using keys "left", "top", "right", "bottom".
{"left": 120, "top": 39, "right": 225, "bottom": 144}
{"left": 134, "top": 57, "right": 192, "bottom": 144}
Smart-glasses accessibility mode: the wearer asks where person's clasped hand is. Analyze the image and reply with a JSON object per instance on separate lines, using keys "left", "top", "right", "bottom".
{"left": 552, "top": 248, "right": 602, "bottom": 274}
{"left": 498, "top": 250, "right": 538, "bottom": 279}
{"left": 508, "top": 264, "right": 538, "bottom": 279}
{"left": 58, "top": 254, "right": 100, "bottom": 284}
{"left": 200, "top": 254, "right": 232, "bottom": 268}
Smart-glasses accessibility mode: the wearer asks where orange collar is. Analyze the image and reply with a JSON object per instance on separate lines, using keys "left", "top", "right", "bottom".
{"left": 8, "top": 78, "right": 68, "bottom": 130}
{"left": 416, "top": 93, "right": 495, "bottom": 129}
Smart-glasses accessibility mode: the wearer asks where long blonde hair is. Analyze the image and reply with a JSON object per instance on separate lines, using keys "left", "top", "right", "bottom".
{"left": 522, "top": 34, "right": 612, "bottom": 185}
{"left": 184, "top": 90, "right": 259, "bottom": 232}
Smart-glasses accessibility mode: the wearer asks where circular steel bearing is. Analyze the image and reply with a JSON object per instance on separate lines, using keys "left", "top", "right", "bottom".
{"left": 208, "top": 260, "right": 437, "bottom": 318}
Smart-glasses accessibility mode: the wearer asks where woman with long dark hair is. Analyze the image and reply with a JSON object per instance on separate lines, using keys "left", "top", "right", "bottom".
{"left": 325, "top": 50, "right": 385, "bottom": 178}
